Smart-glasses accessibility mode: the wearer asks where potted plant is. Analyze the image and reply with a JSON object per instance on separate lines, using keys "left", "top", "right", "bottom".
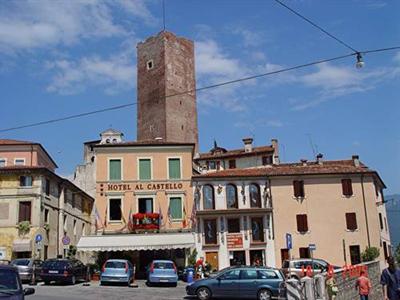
{"left": 17, "top": 221, "right": 30, "bottom": 237}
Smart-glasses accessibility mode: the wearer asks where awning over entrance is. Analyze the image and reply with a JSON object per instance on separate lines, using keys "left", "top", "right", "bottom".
{"left": 77, "top": 232, "right": 195, "bottom": 252}
{"left": 12, "top": 239, "right": 32, "bottom": 252}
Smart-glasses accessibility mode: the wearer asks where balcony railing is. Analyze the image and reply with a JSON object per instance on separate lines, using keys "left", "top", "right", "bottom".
{"left": 128, "top": 213, "right": 160, "bottom": 232}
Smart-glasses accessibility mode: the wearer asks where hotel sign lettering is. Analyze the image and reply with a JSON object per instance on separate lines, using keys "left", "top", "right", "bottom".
{"left": 227, "top": 234, "right": 243, "bottom": 249}
{"left": 105, "top": 182, "right": 184, "bottom": 192}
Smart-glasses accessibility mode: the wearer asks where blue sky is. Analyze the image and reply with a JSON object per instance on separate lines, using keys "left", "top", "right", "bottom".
{"left": 0, "top": 0, "right": 399, "bottom": 193}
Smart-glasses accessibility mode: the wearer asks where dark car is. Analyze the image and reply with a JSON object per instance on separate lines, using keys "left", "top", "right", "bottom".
{"left": 186, "top": 266, "right": 286, "bottom": 300}
{"left": 0, "top": 265, "right": 35, "bottom": 299}
{"left": 10, "top": 259, "right": 43, "bottom": 282}
{"left": 40, "top": 259, "right": 88, "bottom": 285}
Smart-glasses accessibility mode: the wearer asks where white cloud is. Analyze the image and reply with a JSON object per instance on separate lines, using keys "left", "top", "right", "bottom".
{"left": 235, "top": 119, "right": 284, "bottom": 131}
{"left": 232, "top": 28, "right": 262, "bottom": 47}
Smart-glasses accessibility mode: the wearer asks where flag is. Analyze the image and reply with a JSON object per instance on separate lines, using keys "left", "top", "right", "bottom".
{"left": 94, "top": 205, "right": 103, "bottom": 231}
{"left": 190, "top": 201, "right": 197, "bottom": 227}
{"left": 167, "top": 205, "right": 172, "bottom": 225}
{"left": 182, "top": 203, "right": 187, "bottom": 228}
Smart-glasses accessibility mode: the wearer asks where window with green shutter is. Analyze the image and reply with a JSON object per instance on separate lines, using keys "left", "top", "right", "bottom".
{"left": 168, "top": 158, "right": 181, "bottom": 179}
{"left": 139, "top": 159, "right": 151, "bottom": 180}
{"left": 170, "top": 197, "right": 182, "bottom": 220}
{"left": 109, "top": 159, "right": 121, "bottom": 181}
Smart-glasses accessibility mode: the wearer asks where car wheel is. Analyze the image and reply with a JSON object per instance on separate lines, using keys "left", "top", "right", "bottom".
{"left": 43, "top": 280, "right": 50, "bottom": 285}
{"left": 196, "top": 287, "right": 211, "bottom": 300}
{"left": 70, "top": 275, "right": 76, "bottom": 285}
{"left": 258, "top": 289, "right": 272, "bottom": 300}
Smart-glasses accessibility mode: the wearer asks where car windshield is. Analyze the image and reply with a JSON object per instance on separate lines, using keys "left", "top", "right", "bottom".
{"left": 154, "top": 262, "right": 174, "bottom": 269}
{"left": 105, "top": 261, "right": 126, "bottom": 269}
{"left": 0, "top": 269, "right": 20, "bottom": 292}
{"left": 11, "top": 259, "right": 30, "bottom": 266}
{"left": 43, "top": 260, "right": 70, "bottom": 269}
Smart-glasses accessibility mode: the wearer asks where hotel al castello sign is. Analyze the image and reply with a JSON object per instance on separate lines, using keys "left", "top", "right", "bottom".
{"left": 99, "top": 182, "right": 184, "bottom": 194}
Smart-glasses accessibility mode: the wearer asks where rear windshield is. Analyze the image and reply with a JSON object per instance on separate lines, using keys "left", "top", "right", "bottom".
{"left": 282, "top": 261, "right": 289, "bottom": 268}
{"left": 154, "top": 262, "right": 174, "bottom": 269}
{"left": 105, "top": 261, "right": 126, "bottom": 269}
{"left": 0, "top": 269, "right": 20, "bottom": 291}
{"left": 11, "top": 259, "right": 30, "bottom": 266}
{"left": 43, "top": 260, "right": 70, "bottom": 269}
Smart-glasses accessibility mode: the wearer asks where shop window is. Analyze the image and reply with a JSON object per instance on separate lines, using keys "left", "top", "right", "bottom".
{"left": 0, "top": 158, "right": 5, "bottom": 167}
{"left": 228, "top": 159, "right": 236, "bottom": 169}
{"left": 345, "top": 213, "right": 357, "bottom": 231}
{"left": 138, "top": 198, "right": 153, "bottom": 214}
{"left": 299, "top": 247, "right": 310, "bottom": 258}
{"left": 251, "top": 217, "right": 264, "bottom": 242}
{"left": 18, "top": 201, "right": 31, "bottom": 223}
{"left": 204, "top": 219, "right": 217, "bottom": 245}
{"left": 19, "top": 176, "right": 32, "bottom": 187}
{"left": 168, "top": 158, "right": 181, "bottom": 179}
{"left": 350, "top": 245, "right": 361, "bottom": 265}
{"left": 229, "top": 251, "right": 245, "bottom": 266}
{"left": 262, "top": 156, "right": 272, "bottom": 165}
{"left": 342, "top": 179, "right": 353, "bottom": 196}
{"left": 139, "top": 158, "right": 151, "bottom": 180}
{"left": 109, "top": 198, "right": 122, "bottom": 221}
{"left": 250, "top": 250, "right": 264, "bottom": 266}
{"left": 293, "top": 180, "right": 305, "bottom": 198}
{"left": 250, "top": 183, "right": 261, "bottom": 208}
{"left": 281, "top": 249, "right": 289, "bottom": 266}
{"left": 227, "top": 218, "right": 240, "bottom": 233}
{"left": 296, "top": 214, "right": 308, "bottom": 233}
{"left": 109, "top": 159, "right": 121, "bottom": 181}
{"left": 169, "top": 197, "right": 182, "bottom": 220}
{"left": 203, "top": 185, "right": 215, "bottom": 210}
{"left": 226, "top": 184, "right": 238, "bottom": 209}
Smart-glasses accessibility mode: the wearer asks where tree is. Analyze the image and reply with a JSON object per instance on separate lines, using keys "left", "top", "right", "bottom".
{"left": 187, "top": 249, "right": 197, "bottom": 267}
{"left": 395, "top": 243, "right": 400, "bottom": 264}
{"left": 361, "top": 246, "right": 380, "bottom": 262}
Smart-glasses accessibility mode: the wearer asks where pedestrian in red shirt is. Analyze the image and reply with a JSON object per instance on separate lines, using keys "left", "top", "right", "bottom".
{"left": 355, "top": 270, "right": 372, "bottom": 300}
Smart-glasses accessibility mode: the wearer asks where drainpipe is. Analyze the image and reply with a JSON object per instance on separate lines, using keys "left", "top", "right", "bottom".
{"left": 361, "top": 174, "right": 371, "bottom": 247}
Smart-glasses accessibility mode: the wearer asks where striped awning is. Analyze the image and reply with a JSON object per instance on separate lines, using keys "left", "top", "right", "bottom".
{"left": 77, "top": 232, "right": 195, "bottom": 252}
{"left": 12, "top": 239, "right": 32, "bottom": 252}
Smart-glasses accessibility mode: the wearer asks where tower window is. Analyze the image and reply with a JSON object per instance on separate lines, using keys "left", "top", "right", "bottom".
{"left": 181, "top": 125, "right": 184, "bottom": 130}
{"left": 146, "top": 60, "right": 154, "bottom": 70}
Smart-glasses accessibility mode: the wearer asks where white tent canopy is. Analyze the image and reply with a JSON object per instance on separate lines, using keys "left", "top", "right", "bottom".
{"left": 77, "top": 232, "right": 195, "bottom": 252}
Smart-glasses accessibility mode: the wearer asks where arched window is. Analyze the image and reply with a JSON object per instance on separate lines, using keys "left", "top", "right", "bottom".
{"left": 250, "top": 183, "right": 261, "bottom": 208}
{"left": 203, "top": 185, "right": 215, "bottom": 210}
{"left": 226, "top": 184, "right": 238, "bottom": 209}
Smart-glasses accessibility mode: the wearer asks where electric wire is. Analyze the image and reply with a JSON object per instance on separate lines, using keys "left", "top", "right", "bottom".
{"left": 0, "top": 46, "right": 399, "bottom": 134}
{"left": 273, "top": 0, "right": 358, "bottom": 53}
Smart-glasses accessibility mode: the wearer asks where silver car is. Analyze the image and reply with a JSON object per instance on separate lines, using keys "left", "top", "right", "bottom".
{"left": 11, "top": 259, "right": 43, "bottom": 282}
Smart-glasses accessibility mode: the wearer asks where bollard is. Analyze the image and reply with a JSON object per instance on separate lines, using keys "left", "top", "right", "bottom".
{"left": 131, "top": 264, "right": 138, "bottom": 288}
{"left": 301, "top": 276, "right": 315, "bottom": 300}
{"left": 314, "top": 274, "right": 326, "bottom": 300}
{"left": 29, "top": 264, "right": 37, "bottom": 286}
{"left": 286, "top": 278, "right": 302, "bottom": 300}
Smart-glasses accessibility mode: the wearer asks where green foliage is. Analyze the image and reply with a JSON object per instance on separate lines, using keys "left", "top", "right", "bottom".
{"left": 17, "top": 221, "right": 30, "bottom": 236}
{"left": 395, "top": 243, "right": 400, "bottom": 264}
{"left": 67, "top": 245, "right": 77, "bottom": 259}
{"left": 361, "top": 246, "right": 380, "bottom": 262}
{"left": 43, "top": 223, "right": 50, "bottom": 231}
{"left": 187, "top": 248, "right": 197, "bottom": 267}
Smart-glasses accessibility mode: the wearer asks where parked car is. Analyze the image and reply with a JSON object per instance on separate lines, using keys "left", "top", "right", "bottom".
{"left": 11, "top": 259, "right": 43, "bottom": 282}
{"left": 0, "top": 264, "right": 35, "bottom": 299}
{"left": 281, "top": 258, "right": 340, "bottom": 279}
{"left": 0, "top": 259, "right": 11, "bottom": 265}
{"left": 40, "top": 258, "right": 88, "bottom": 285}
{"left": 147, "top": 260, "right": 178, "bottom": 286}
{"left": 186, "top": 266, "right": 286, "bottom": 300}
{"left": 100, "top": 259, "right": 135, "bottom": 286}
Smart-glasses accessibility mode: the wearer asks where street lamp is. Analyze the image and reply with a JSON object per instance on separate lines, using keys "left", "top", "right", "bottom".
{"left": 356, "top": 52, "right": 364, "bottom": 68}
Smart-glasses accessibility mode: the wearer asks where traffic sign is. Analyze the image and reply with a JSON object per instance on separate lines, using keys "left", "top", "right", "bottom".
{"left": 35, "top": 234, "right": 42, "bottom": 243}
{"left": 62, "top": 236, "right": 70, "bottom": 246}
{"left": 309, "top": 243, "right": 316, "bottom": 251}
{"left": 286, "top": 233, "right": 292, "bottom": 250}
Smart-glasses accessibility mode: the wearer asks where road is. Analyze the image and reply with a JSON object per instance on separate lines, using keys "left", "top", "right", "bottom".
{"left": 24, "top": 280, "right": 193, "bottom": 300}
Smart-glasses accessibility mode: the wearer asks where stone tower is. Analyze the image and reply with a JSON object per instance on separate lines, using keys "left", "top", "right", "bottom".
{"left": 137, "top": 31, "right": 199, "bottom": 151}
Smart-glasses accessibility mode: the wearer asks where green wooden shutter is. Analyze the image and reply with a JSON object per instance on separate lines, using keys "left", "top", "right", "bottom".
{"left": 168, "top": 158, "right": 181, "bottom": 179}
{"left": 139, "top": 159, "right": 151, "bottom": 180}
{"left": 170, "top": 197, "right": 182, "bottom": 219}
{"left": 109, "top": 159, "right": 121, "bottom": 180}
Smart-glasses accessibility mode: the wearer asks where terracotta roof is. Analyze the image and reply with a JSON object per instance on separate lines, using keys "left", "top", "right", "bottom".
{"left": 0, "top": 139, "right": 35, "bottom": 145}
{"left": 193, "top": 159, "right": 385, "bottom": 187}
{"left": 94, "top": 140, "right": 195, "bottom": 147}
{"left": 196, "top": 145, "right": 274, "bottom": 160}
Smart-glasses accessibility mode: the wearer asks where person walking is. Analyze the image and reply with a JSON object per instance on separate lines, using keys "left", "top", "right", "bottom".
{"left": 355, "top": 270, "right": 372, "bottom": 300}
{"left": 381, "top": 256, "right": 400, "bottom": 300}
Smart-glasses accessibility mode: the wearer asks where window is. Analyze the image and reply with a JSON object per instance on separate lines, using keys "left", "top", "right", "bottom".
{"left": 345, "top": 213, "right": 357, "bottom": 231}
{"left": 204, "top": 219, "right": 217, "bottom": 245}
{"left": 296, "top": 214, "right": 308, "bottom": 232}
{"left": 226, "top": 184, "right": 238, "bottom": 209}
{"left": 216, "top": 161, "right": 221, "bottom": 170}
{"left": 73, "top": 220, "right": 77, "bottom": 236}
{"left": 241, "top": 270, "right": 258, "bottom": 280}
{"left": 262, "top": 156, "right": 272, "bottom": 165}
{"left": 44, "top": 209, "right": 49, "bottom": 223}
{"left": 258, "top": 270, "right": 279, "bottom": 279}
{"left": 228, "top": 160, "right": 236, "bottom": 169}
{"left": 146, "top": 59, "right": 154, "bottom": 70}
{"left": 379, "top": 213, "right": 383, "bottom": 230}
{"left": 139, "top": 158, "right": 151, "bottom": 180}
{"left": 45, "top": 179, "right": 50, "bottom": 196}
{"left": 168, "top": 158, "right": 181, "bottom": 179}
{"left": 18, "top": 201, "right": 31, "bottom": 222}
{"left": 109, "top": 198, "right": 122, "bottom": 221}
{"left": 383, "top": 241, "right": 388, "bottom": 259}
{"left": 350, "top": 245, "right": 361, "bottom": 265}
{"left": 250, "top": 183, "right": 261, "bottom": 208}
{"left": 208, "top": 161, "right": 216, "bottom": 170}
{"left": 109, "top": 159, "right": 121, "bottom": 181}
{"left": 0, "top": 158, "right": 6, "bottom": 167}
{"left": 293, "top": 180, "right": 305, "bottom": 198}
{"left": 251, "top": 217, "right": 264, "bottom": 242}
{"left": 227, "top": 218, "right": 240, "bottom": 233}
{"left": 342, "top": 179, "right": 353, "bottom": 196}
{"left": 169, "top": 197, "right": 182, "bottom": 220}
{"left": 384, "top": 217, "right": 388, "bottom": 232}
{"left": 14, "top": 159, "right": 25, "bottom": 166}
{"left": 203, "top": 185, "right": 215, "bottom": 210}
{"left": 220, "top": 270, "right": 240, "bottom": 280}
{"left": 19, "top": 176, "right": 32, "bottom": 187}
{"left": 299, "top": 247, "right": 311, "bottom": 259}
{"left": 138, "top": 198, "right": 153, "bottom": 213}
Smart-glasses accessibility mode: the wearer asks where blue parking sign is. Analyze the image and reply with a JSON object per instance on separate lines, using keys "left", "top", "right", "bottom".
{"left": 286, "top": 233, "right": 292, "bottom": 249}
{"left": 35, "top": 234, "right": 42, "bottom": 243}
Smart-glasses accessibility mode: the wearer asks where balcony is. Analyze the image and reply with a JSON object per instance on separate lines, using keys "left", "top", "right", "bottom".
{"left": 128, "top": 213, "right": 160, "bottom": 233}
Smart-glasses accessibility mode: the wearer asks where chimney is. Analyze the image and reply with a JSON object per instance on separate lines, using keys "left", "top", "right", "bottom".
{"left": 300, "top": 159, "right": 308, "bottom": 166}
{"left": 242, "top": 137, "right": 253, "bottom": 153}
{"left": 316, "top": 153, "right": 323, "bottom": 165}
{"left": 352, "top": 155, "right": 360, "bottom": 167}
{"left": 271, "top": 138, "right": 280, "bottom": 164}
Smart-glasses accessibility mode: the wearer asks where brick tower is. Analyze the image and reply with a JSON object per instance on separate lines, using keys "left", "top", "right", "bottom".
{"left": 137, "top": 31, "right": 199, "bottom": 151}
